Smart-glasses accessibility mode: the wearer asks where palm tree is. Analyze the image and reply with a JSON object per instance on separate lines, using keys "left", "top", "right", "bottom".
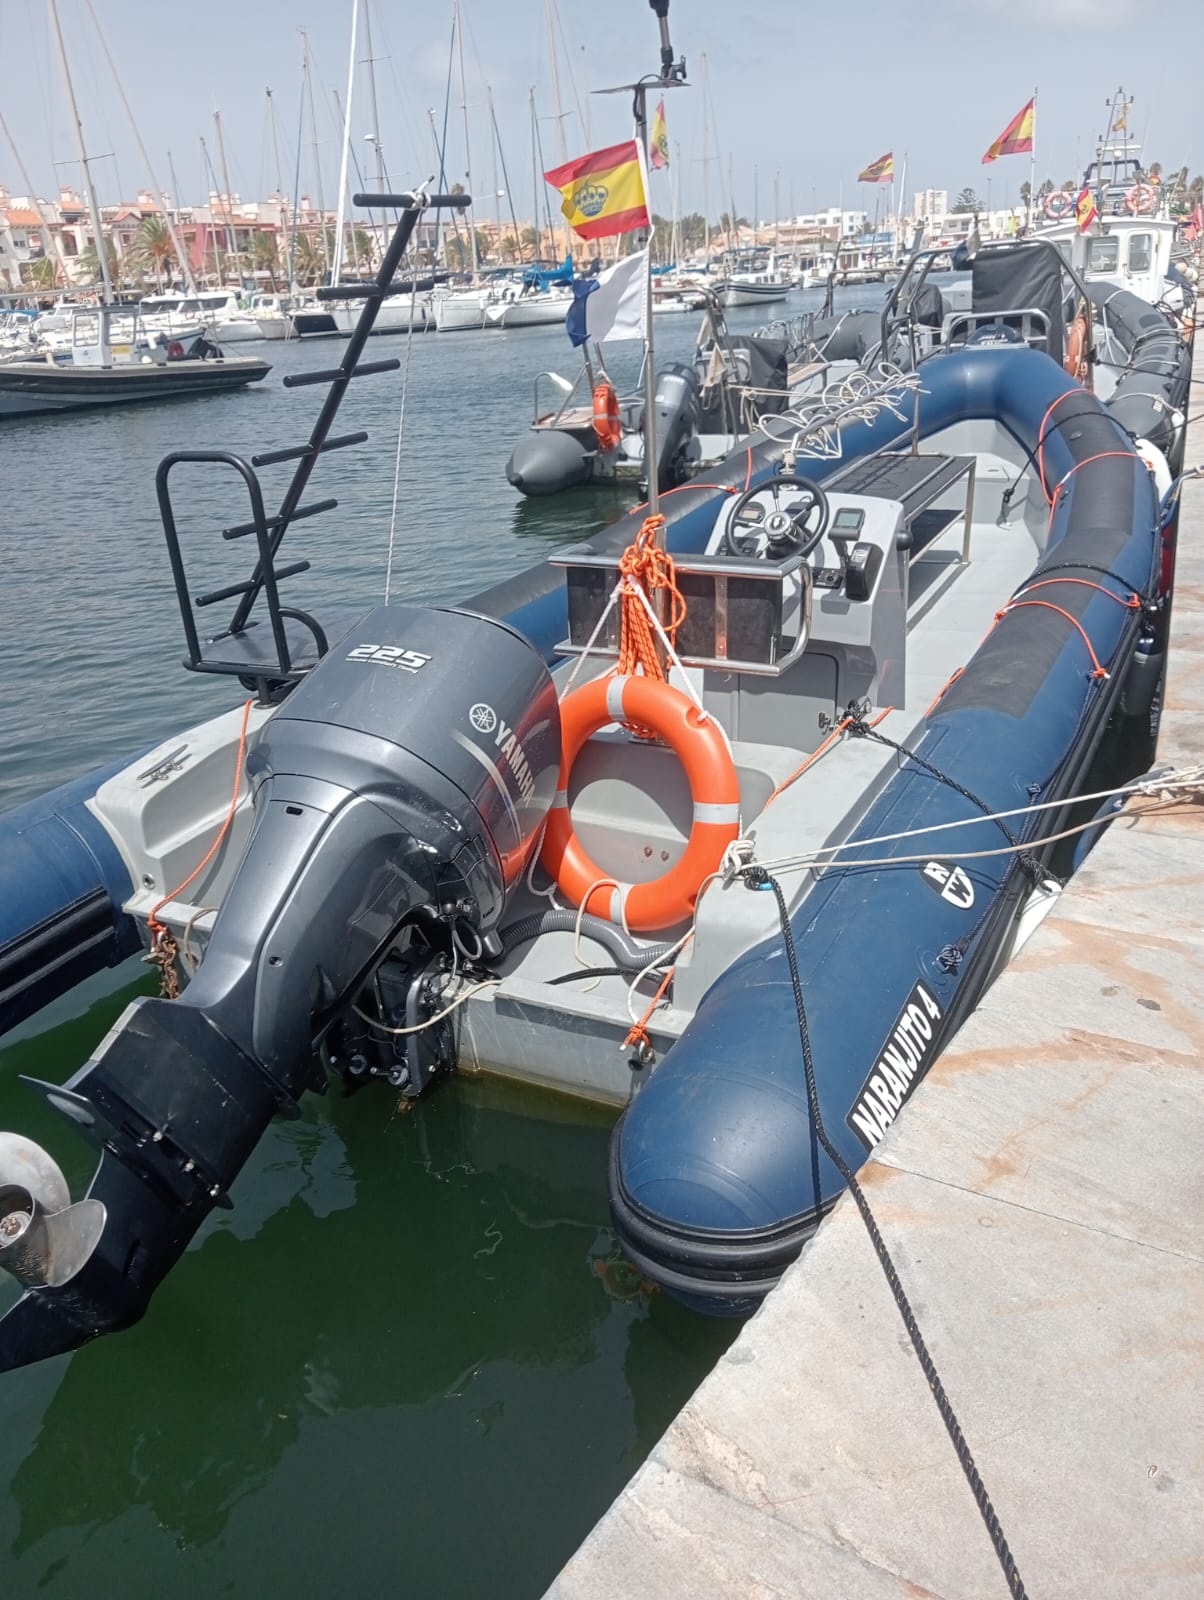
{"left": 77, "top": 236, "right": 122, "bottom": 292}
{"left": 293, "top": 230, "right": 327, "bottom": 287}
{"left": 520, "top": 226, "right": 539, "bottom": 260}
{"left": 252, "top": 232, "right": 281, "bottom": 289}
{"left": 20, "top": 256, "right": 57, "bottom": 291}
{"left": 351, "top": 227, "right": 375, "bottom": 274}
{"left": 133, "top": 214, "right": 175, "bottom": 288}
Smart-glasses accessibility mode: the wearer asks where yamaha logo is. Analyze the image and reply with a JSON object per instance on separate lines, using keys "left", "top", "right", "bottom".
{"left": 469, "top": 703, "right": 497, "bottom": 734}
{"left": 576, "top": 182, "right": 609, "bottom": 219}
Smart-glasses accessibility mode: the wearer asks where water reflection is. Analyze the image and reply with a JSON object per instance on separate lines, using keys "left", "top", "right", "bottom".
{"left": 1, "top": 988, "right": 735, "bottom": 1594}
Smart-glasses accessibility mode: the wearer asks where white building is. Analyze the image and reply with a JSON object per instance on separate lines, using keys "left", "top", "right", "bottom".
{"left": 912, "top": 189, "right": 948, "bottom": 222}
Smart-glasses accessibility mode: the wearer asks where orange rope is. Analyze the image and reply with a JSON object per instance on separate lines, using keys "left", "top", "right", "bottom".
{"left": 1048, "top": 451, "right": 1149, "bottom": 530}
{"left": 764, "top": 718, "right": 853, "bottom": 808}
{"left": 1015, "top": 577, "right": 1140, "bottom": 610}
{"left": 1036, "top": 389, "right": 1083, "bottom": 504}
{"left": 148, "top": 699, "right": 254, "bottom": 947}
{"left": 924, "top": 667, "right": 964, "bottom": 718}
{"left": 763, "top": 706, "right": 894, "bottom": 809}
{"left": 622, "top": 933, "right": 694, "bottom": 1055}
{"left": 628, "top": 483, "right": 741, "bottom": 516}
{"left": 993, "top": 600, "right": 1110, "bottom": 678}
{"left": 615, "top": 514, "right": 686, "bottom": 682}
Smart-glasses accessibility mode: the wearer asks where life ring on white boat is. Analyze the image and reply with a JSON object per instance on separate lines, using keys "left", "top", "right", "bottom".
{"left": 166, "top": 339, "right": 186, "bottom": 361}
{"left": 1125, "top": 183, "right": 1157, "bottom": 216}
{"left": 592, "top": 381, "right": 622, "bottom": 451}
{"left": 1064, "top": 311, "right": 1090, "bottom": 382}
{"left": 540, "top": 674, "right": 740, "bottom": 933}
{"left": 1044, "top": 191, "right": 1073, "bottom": 221}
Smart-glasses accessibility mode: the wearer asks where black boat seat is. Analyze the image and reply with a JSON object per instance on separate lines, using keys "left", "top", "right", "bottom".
{"left": 825, "top": 450, "right": 976, "bottom": 558}
{"left": 187, "top": 611, "right": 327, "bottom": 689}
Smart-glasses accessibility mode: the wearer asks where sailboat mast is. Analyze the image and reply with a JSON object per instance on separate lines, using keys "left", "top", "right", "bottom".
{"left": 0, "top": 107, "right": 68, "bottom": 286}
{"left": 544, "top": 0, "right": 569, "bottom": 258}
{"left": 701, "top": 52, "right": 710, "bottom": 265}
{"left": 213, "top": 110, "right": 239, "bottom": 276}
{"left": 362, "top": 3, "right": 387, "bottom": 191}
{"left": 487, "top": 83, "right": 501, "bottom": 258}
{"left": 267, "top": 87, "right": 290, "bottom": 281}
{"left": 489, "top": 86, "right": 522, "bottom": 263}
{"left": 529, "top": 87, "right": 540, "bottom": 263}
{"left": 199, "top": 136, "right": 225, "bottom": 283}
{"left": 454, "top": 0, "right": 478, "bottom": 276}
{"left": 302, "top": 32, "right": 333, "bottom": 267}
{"left": 81, "top": 0, "right": 197, "bottom": 294}
{"left": 47, "top": 0, "right": 113, "bottom": 303}
{"left": 331, "top": 0, "right": 360, "bottom": 285}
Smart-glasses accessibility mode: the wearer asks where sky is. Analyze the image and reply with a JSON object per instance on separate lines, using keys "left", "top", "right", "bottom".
{"left": 0, "top": 0, "right": 1199, "bottom": 230}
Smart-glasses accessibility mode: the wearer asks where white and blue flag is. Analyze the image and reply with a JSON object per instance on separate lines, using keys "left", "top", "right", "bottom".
{"left": 565, "top": 249, "right": 648, "bottom": 348}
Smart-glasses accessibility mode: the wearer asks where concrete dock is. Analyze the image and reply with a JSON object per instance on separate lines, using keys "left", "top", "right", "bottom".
{"left": 546, "top": 443, "right": 1204, "bottom": 1592}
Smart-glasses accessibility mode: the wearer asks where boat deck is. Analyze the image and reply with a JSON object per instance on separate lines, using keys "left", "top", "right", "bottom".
{"left": 463, "top": 449, "right": 1041, "bottom": 1100}
{"left": 541, "top": 388, "right": 1204, "bottom": 1594}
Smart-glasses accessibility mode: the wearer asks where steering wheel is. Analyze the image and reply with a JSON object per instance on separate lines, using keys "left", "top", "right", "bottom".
{"left": 723, "top": 474, "right": 830, "bottom": 559}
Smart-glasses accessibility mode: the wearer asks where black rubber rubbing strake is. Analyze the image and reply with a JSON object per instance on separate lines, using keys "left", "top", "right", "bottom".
{"left": 749, "top": 867, "right": 1029, "bottom": 1600}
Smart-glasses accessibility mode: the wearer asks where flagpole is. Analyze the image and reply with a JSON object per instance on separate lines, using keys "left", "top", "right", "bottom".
{"left": 634, "top": 82, "right": 660, "bottom": 521}
{"left": 1027, "top": 86, "right": 1037, "bottom": 235}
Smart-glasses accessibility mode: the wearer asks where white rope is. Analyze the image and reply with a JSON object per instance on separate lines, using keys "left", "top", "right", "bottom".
{"left": 746, "top": 764, "right": 1204, "bottom": 879}
{"left": 624, "top": 926, "right": 694, "bottom": 1029}
{"left": 383, "top": 273, "right": 421, "bottom": 604}
{"left": 352, "top": 978, "right": 499, "bottom": 1036}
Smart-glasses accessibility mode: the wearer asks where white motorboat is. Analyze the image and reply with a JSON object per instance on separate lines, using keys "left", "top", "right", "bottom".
{"left": 717, "top": 251, "right": 791, "bottom": 307}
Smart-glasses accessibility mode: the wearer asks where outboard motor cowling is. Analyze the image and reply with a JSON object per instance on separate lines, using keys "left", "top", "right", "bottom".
{"left": 642, "top": 361, "right": 700, "bottom": 496}
{"left": 0, "top": 603, "right": 560, "bottom": 1371}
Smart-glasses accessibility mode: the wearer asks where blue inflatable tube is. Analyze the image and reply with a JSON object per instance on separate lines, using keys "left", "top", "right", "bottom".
{"left": 607, "top": 348, "right": 1161, "bottom": 1310}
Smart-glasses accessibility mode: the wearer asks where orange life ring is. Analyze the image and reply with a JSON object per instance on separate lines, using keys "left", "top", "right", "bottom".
{"left": 540, "top": 674, "right": 740, "bottom": 933}
{"left": 1125, "top": 183, "right": 1156, "bottom": 216}
{"left": 592, "top": 381, "right": 622, "bottom": 451}
{"left": 1064, "top": 312, "right": 1089, "bottom": 381}
{"left": 1044, "top": 191, "right": 1073, "bottom": 221}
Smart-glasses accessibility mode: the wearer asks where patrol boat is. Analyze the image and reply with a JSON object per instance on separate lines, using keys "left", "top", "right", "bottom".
{"left": 0, "top": 145, "right": 1187, "bottom": 1363}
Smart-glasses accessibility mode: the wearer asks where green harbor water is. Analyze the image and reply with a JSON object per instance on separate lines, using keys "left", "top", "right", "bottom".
{"left": 0, "top": 300, "right": 829, "bottom": 1598}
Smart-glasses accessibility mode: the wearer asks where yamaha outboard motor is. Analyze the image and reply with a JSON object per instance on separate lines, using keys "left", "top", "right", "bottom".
{"left": 0, "top": 603, "right": 560, "bottom": 1371}
{"left": 640, "top": 361, "right": 700, "bottom": 497}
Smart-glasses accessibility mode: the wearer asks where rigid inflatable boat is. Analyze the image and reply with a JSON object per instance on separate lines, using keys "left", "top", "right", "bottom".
{"left": 0, "top": 184, "right": 1186, "bottom": 1369}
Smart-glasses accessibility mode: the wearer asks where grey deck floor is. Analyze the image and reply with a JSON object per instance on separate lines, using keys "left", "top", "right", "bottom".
{"left": 544, "top": 395, "right": 1204, "bottom": 1592}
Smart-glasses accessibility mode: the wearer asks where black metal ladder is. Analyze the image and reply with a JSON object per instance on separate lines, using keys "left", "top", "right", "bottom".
{"left": 155, "top": 188, "right": 470, "bottom": 702}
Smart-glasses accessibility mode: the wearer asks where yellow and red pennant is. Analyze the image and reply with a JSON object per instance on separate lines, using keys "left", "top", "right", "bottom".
{"left": 857, "top": 151, "right": 894, "bottom": 184}
{"left": 650, "top": 100, "right": 669, "bottom": 171}
{"left": 544, "top": 140, "right": 650, "bottom": 241}
{"left": 982, "top": 98, "right": 1035, "bottom": 164}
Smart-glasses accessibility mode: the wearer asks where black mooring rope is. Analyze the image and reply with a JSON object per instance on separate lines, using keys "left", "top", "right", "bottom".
{"left": 748, "top": 866, "right": 1029, "bottom": 1600}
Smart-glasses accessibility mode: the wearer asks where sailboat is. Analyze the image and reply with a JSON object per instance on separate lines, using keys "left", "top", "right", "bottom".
{"left": 0, "top": 2, "right": 270, "bottom": 418}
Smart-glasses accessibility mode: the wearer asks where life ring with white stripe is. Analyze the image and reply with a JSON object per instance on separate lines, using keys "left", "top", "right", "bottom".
{"left": 1044, "top": 191, "right": 1073, "bottom": 221}
{"left": 540, "top": 674, "right": 740, "bottom": 933}
{"left": 1125, "top": 183, "right": 1157, "bottom": 216}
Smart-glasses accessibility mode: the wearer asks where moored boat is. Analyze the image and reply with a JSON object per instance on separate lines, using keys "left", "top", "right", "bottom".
{"left": 0, "top": 162, "right": 1188, "bottom": 1369}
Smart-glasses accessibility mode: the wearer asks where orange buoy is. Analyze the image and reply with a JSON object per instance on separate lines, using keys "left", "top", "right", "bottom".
{"left": 541, "top": 674, "right": 740, "bottom": 933}
{"left": 1064, "top": 312, "right": 1089, "bottom": 382}
{"left": 592, "top": 381, "right": 622, "bottom": 451}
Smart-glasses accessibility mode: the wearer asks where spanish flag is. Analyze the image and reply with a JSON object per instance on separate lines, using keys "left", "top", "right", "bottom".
{"left": 982, "top": 97, "right": 1035, "bottom": 164}
{"left": 544, "top": 140, "right": 650, "bottom": 241}
{"left": 650, "top": 100, "right": 669, "bottom": 171}
{"left": 857, "top": 151, "right": 894, "bottom": 184}
{"left": 1074, "top": 185, "right": 1099, "bottom": 235}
